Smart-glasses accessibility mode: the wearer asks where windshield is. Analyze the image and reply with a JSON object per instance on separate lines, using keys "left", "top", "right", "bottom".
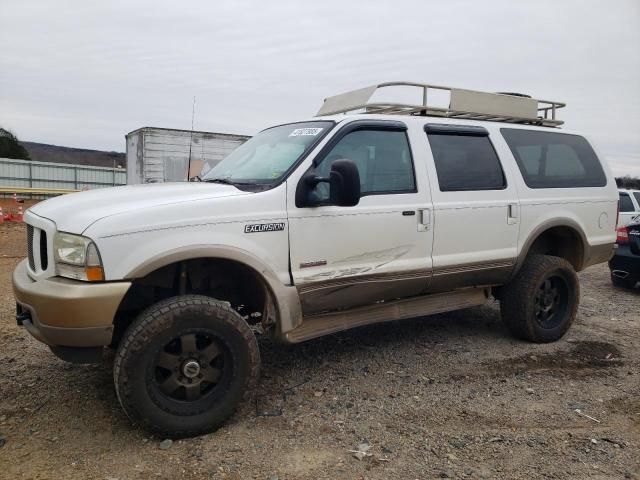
{"left": 202, "top": 121, "right": 334, "bottom": 185}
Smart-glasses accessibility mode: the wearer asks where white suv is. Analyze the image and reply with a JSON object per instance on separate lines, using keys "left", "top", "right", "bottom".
{"left": 13, "top": 82, "right": 618, "bottom": 437}
{"left": 618, "top": 188, "right": 640, "bottom": 226}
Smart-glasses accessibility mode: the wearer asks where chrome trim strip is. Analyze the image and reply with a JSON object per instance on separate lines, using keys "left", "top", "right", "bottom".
{"left": 296, "top": 268, "right": 431, "bottom": 295}
{"left": 433, "top": 260, "right": 514, "bottom": 276}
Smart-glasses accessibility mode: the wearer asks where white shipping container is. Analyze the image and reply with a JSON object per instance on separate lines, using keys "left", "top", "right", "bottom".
{"left": 125, "top": 127, "right": 250, "bottom": 184}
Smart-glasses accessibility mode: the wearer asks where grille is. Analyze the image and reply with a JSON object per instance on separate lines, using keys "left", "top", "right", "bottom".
{"left": 40, "top": 231, "right": 48, "bottom": 270}
{"left": 26, "top": 225, "right": 49, "bottom": 272}
{"left": 27, "top": 225, "right": 35, "bottom": 271}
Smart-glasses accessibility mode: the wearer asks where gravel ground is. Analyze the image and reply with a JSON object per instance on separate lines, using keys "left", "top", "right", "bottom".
{"left": 0, "top": 222, "right": 638, "bottom": 479}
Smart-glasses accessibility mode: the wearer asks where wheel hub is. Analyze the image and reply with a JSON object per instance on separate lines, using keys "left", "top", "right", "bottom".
{"left": 534, "top": 275, "right": 570, "bottom": 328}
{"left": 182, "top": 359, "right": 201, "bottom": 379}
{"left": 153, "top": 332, "right": 226, "bottom": 402}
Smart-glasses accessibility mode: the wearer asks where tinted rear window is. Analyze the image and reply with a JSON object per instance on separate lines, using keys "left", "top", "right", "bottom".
{"left": 501, "top": 129, "right": 606, "bottom": 188}
{"left": 619, "top": 193, "right": 635, "bottom": 212}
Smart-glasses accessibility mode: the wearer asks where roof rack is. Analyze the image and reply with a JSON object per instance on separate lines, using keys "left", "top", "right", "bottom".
{"left": 316, "top": 81, "right": 565, "bottom": 127}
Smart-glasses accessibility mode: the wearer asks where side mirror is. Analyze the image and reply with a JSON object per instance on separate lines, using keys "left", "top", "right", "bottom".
{"left": 295, "top": 158, "right": 361, "bottom": 208}
{"left": 328, "top": 159, "right": 360, "bottom": 207}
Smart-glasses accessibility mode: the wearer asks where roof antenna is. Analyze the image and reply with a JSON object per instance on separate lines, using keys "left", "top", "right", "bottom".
{"left": 187, "top": 95, "right": 196, "bottom": 181}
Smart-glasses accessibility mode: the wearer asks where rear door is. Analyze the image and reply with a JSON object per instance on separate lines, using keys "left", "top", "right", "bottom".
{"left": 422, "top": 124, "right": 520, "bottom": 291}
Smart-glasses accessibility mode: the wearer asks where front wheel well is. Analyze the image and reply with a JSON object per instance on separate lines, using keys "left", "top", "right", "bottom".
{"left": 525, "top": 226, "right": 585, "bottom": 271}
{"left": 111, "top": 258, "right": 276, "bottom": 347}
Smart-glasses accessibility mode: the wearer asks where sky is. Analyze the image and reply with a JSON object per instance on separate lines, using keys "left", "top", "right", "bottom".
{"left": 1, "top": 0, "right": 639, "bottom": 176}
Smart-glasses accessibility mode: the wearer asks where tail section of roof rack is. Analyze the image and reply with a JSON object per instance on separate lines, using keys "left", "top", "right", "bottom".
{"left": 316, "top": 81, "right": 565, "bottom": 127}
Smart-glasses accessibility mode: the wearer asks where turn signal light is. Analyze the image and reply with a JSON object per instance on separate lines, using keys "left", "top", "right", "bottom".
{"left": 85, "top": 266, "right": 105, "bottom": 281}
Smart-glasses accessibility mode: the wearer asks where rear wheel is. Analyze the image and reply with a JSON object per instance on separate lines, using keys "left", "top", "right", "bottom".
{"left": 501, "top": 255, "right": 579, "bottom": 343}
{"left": 114, "top": 295, "right": 260, "bottom": 437}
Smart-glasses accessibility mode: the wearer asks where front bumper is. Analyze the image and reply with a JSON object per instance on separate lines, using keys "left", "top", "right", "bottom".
{"left": 12, "top": 259, "right": 131, "bottom": 348}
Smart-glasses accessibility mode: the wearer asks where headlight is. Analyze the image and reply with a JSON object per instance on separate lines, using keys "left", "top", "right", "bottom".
{"left": 53, "top": 232, "right": 104, "bottom": 281}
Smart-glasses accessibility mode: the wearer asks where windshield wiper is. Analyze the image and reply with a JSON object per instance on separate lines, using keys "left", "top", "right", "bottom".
{"left": 204, "top": 177, "right": 255, "bottom": 186}
{"left": 204, "top": 177, "right": 234, "bottom": 185}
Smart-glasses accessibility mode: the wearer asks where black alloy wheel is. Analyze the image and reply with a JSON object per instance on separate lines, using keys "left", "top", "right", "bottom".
{"left": 533, "top": 275, "right": 569, "bottom": 329}
{"left": 153, "top": 332, "right": 228, "bottom": 402}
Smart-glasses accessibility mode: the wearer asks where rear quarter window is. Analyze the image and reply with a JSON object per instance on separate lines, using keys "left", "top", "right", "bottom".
{"left": 619, "top": 193, "right": 635, "bottom": 212}
{"left": 501, "top": 129, "right": 607, "bottom": 188}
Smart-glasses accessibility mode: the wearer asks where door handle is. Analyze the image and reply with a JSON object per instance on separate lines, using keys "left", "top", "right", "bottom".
{"left": 507, "top": 203, "right": 519, "bottom": 225}
{"left": 418, "top": 208, "right": 430, "bottom": 232}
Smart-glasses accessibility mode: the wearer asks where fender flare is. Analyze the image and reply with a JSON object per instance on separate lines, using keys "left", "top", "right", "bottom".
{"left": 125, "top": 244, "right": 303, "bottom": 334}
{"left": 513, "top": 218, "right": 588, "bottom": 276}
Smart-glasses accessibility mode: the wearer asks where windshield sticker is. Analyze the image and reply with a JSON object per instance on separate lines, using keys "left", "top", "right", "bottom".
{"left": 244, "top": 223, "right": 286, "bottom": 233}
{"left": 289, "top": 127, "right": 324, "bottom": 137}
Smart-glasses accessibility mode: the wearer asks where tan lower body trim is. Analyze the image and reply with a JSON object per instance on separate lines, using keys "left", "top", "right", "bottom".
{"left": 296, "top": 269, "right": 431, "bottom": 315}
{"left": 13, "top": 260, "right": 130, "bottom": 346}
{"left": 584, "top": 243, "right": 614, "bottom": 269}
{"left": 21, "top": 313, "right": 113, "bottom": 347}
{"left": 285, "top": 287, "right": 489, "bottom": 343}
{"left": 428, "top": 259, "right": 514, "bottom": 293}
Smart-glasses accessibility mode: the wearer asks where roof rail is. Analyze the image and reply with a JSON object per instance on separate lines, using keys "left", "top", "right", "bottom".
{"left": 316, "top": 81, "right": 565, "bottom": 127}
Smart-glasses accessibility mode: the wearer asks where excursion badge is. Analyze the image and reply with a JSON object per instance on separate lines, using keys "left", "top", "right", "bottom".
{"left": 244, "top": 223, "right": 286, "bottom": 233}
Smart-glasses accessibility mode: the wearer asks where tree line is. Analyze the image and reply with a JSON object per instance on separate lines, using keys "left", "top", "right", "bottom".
{"left": 616, "top": 175, "right": 640, "bottom": 190}
{"left": 0, "top": 128, "right": 30, "bottom": 159}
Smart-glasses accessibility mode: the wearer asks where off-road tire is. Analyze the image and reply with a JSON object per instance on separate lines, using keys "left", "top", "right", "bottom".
{"left": 501, "top": 255, "right": 579, "bottom": 343}
{"left": 114, "top": 295, "right": 260, "bottom": 438}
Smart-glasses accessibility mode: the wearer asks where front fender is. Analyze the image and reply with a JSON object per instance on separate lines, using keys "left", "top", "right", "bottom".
{"left": 121, "top": 243, "right": 303, "bottom": 335}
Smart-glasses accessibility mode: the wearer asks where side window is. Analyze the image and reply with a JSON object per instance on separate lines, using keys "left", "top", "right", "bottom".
{"left": 501, "top": 129, "right": 607, "bottom": 188}
{"left": 315, "top": 129, "right": 415, "bottom": 200}
{"left": 619, "top": 193, "right": 635, "bottom": 212}
{"left": 426, "top": 133, "right": 506, "bottom": 191}
{"left": 545, "top": 145, "right": 586, "bottom": 177}
{"left": 634, "top": 192, "right": 640, "bottom": 210}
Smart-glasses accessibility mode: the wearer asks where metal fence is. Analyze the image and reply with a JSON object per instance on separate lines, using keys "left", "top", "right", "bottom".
{"left": 0, "top": 158, "right": 127, "bottom": 198}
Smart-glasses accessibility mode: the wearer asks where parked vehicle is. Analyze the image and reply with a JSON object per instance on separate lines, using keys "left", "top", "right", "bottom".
{"left": 609, "top": 218, "right": 640, "bottom": 289}
{"left": 618, "top": 189, "right": 640, "bottom": 226}
{"left": 13, "top": 82, "right": 618, "bottom": 437}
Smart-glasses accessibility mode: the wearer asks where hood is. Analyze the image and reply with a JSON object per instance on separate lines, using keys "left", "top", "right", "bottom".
{"left": 29, "top": 182, "right": 250, "bottom": 234}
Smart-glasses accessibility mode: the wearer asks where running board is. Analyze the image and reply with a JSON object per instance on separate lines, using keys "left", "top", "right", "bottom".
{"left": 285, "top": 287, "right": 489, "bottom": 343}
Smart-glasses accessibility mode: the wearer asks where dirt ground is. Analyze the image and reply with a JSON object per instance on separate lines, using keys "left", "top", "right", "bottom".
{"left": 0, "top": 221, "right": 638, "bottom": 479}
